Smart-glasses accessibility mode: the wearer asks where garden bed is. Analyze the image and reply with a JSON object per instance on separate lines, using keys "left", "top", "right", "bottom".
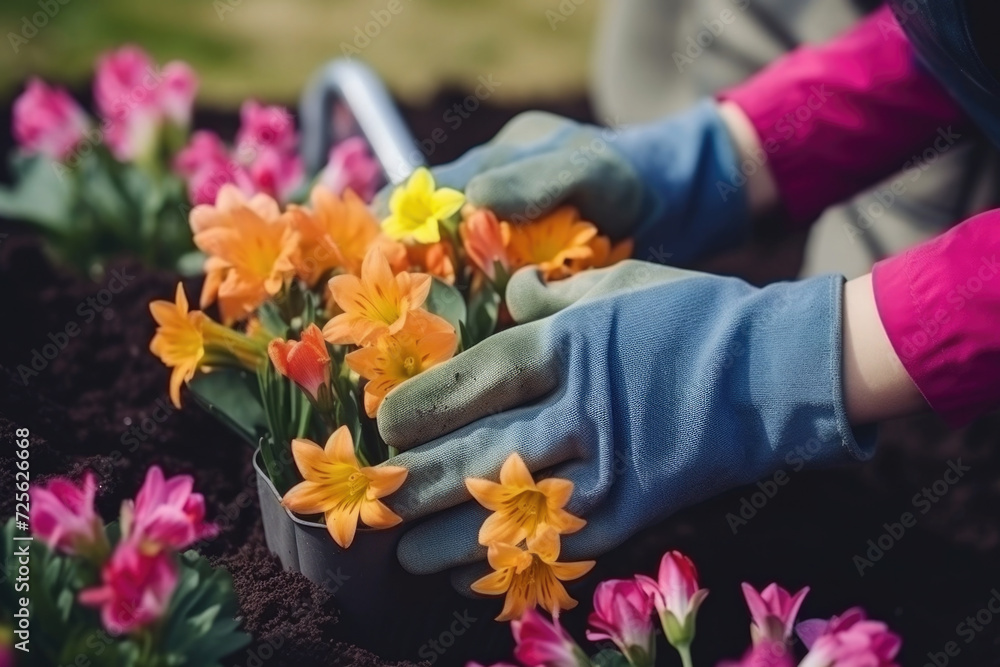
{"left": 2, "top": 95, "right": 1000, "bottom": 666}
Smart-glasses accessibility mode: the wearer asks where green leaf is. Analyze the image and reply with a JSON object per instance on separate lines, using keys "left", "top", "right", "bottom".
{"left": 463, "top": 281, "right": 501, "bottom": 347}
{"left": 257, "top": 362, "right": 311, "bottom": 493}
{"left": 0, "top": 154, "right": 74, "bottom": 231}
{"left": 591, "top": 649, "right": 630, "bottom": 667}
{"left": 424, "top": 277, "right": 466, "bottom": 333}
{"left": 188, "top": 369, "right": 269, "bottom": 448}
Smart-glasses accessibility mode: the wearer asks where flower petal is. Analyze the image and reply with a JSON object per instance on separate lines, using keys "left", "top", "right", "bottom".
{"left": 359, "top": 498, "right": 402, "bottom": 529}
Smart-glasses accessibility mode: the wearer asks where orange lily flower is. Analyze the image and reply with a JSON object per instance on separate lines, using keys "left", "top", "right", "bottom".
{"left": 149, "top": 283, "right": 267, "bottom": 407}
{"left": 345, "top": 311, "right": 457, "bottom": 417}
{"left": 289, "top": 185, "right": 386, "bottom": 285}
{"left": 268, "top": 324, "right": 331, "bottom": 403}
{"left": 405, "top": 241, "right": 457, "bottom": 285}
{"left": 503, "top": 206, "right": 597, "bottom": 281}
{"left": 460, "top": 208, "right": 510, "bottom": 281}
{"left": 322, "top": 247, "right": 432, "bottom": 346}
{"left": 471, "top": 528, "right": 595, "bottom": 621}
{"left": 571, "top": 235, "right": 634, "bottom": 272}
{"left": 281, "top": 425, "right": 407, "bottom": 548}
{"left": 466, "top": 452, "right": 585, "bottom": 546}
{"left": 192, "top": 185, "right": 300, "bottom": 324}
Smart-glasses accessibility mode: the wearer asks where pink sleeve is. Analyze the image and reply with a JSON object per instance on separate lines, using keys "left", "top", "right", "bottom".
{"left": 718, "top": 5, "right": 968, "bottom": 227}
{"left": 873, "top": 210, "right": 1000, "bottom": 427}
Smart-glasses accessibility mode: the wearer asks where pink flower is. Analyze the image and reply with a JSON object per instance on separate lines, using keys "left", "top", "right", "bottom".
{"left": 636, "top": 550, "right": 709, "bottom": 648}
{"left": 319, "top": 137, "right": 382, "bottom": 202}
{"left": 13, "top": 78, "right": 89, "bottom": 161}
{"left": 718, "top": 641, "right": 795, "bottom": 667}
{"left": 123, "top": 466, "right": 217, "bottom": 553}
{"left": 512, "top": 608, "right": 588, "bottom": 667}
{"left": 94, "top": 45, "right": 197, "bottom": 161}
{"left": 79, "top": 542, "right": 177, "bottom": 635}
{"left": 460, "top": 209, "right": 510, "bottom": 282}
{"left": 245, "top": 146, "right": 304, "bottom": 203}
{"left": 741, "top": 583, "right": 810, "bottom": 645}
{"left": 174, "top": 130, "right": 254, "bottom": 205}
{"left": 235, "top": 100, "right": 297, "bottom": 156}
{"left": 797, "top": 608, "right": 901, "bottom": 667}
{"left": 586, "top": 579, "right": 655, "bottom": 665}
{"left": 30, "top": 472, "right": 105, "bottom": 557}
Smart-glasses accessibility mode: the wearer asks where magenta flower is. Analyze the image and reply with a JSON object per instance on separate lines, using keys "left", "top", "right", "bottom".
{"left": 319, "top": 137, "right": 383, "bottom": 202}
{"left": 741, "top": 583, "right": 810, "bottom": 645}
{"left": 30, "top": 472, "right": 106, "bottom": 558}
{"left": 636, "top": 550, "right": 709, "bottom": 650}
{"left": 94, "top": 45, "right": 197, "bottom": 161}
{"left": 797, "top": 608, "right": 901, "bottom": 667}
{"left": 12, "top": 78, "right": 89, "bottom": 161}
{"left": 511, "top": 608, "right": 589, "bottom": 667}
{"left": 245, "top": 145, "right": 305, "bottom": 203}
{"left": 586, "top": 578, "right": 655, "bottom": 666}
{"left": 123, "top": 466, "right": 217, "bottom": 553}
{"left": 174, "top": 130, "right": 253, "bottom": 205}
{"left": 235, "top": 99, "right": 297, "bottom": 155}
{"left": 717, "top": 641, "right": 795, "bottom": 667}
{"left": 79, "top": 542, "right": 177, "bottom": 635}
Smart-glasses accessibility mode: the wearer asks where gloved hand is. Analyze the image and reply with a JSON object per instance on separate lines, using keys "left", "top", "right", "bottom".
{"left": 376, "top": 100, "right": 750, "bottom": 264}
{"left": 378, "top": 261, "right": 875, "bottom": 586}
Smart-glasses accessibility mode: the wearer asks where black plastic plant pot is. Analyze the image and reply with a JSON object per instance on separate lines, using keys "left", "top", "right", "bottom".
{"left": 253, "top": 448, "right": 510, "bottom": 662}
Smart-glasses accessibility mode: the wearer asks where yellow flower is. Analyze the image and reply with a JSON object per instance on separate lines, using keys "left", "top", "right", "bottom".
{"left": 149, "top": 283, "right": 204, "bottom": 408}
{"left": 466, "top": 452, "right": 585, "bottom": 546}
{"left": 289, "top": 185, "right": 388, "bottom": 285}
{"left": 192, "top": 186, "right": 300, "bottom": 324}
{"left": 503, "top": 206, "right": 598, "bottom": 281}
{"left": 471, "top": 528, "right": 595, "bottom": 621}
{"left": 149, "top": 283, "right": 267, "bottom": 407}
{"left": 322, "top": 247, "right": 432, "bottom": 346}
{"left": 345, "top": 311, "right": 457, "bottom": 417}
{"left": 382, "top": 167, "right": 465, "bottom": 244}
{"left": 281, "top": 425, "right": 407, "bottom": 548}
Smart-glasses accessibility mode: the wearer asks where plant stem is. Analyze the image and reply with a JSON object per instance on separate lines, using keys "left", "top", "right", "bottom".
{"left": 677, "top": 643, "right": 694, "bottom": 667}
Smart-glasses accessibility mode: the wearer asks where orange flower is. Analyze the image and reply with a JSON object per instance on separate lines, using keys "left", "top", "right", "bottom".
{"left": 406, "top": 241, "right": 457, "bottom": 285}
{"left": 322, "top": 247, "right": 432, "bottom": 346}
{"left": 503, "top": 207, "right": 597, "bottom": 280}
{"left": 149, "top": 283, "right": 267, "bottom": 407}
{"left": 571, "top": 236, "right": 634, "bottom": 272}
{"left": 268, "top": 324, "right": 331, "bottom": 403}
{"left": 466, "top": 452, "right": 585, "bottom": 546}
{"left": 345, "top": 311, "right": 457, "bottom": 417}
{"left": 192, "top": 186, "right": 300, "bottom": 324}
{"left": 460, "top": 208, "right": 510, "bottom": 282}
{"left": 470, "top": 528, "right": 594, "bottom": 621}
{"left": 289, "top": 185, "right": 385, "bottom": 285}
{"left": 281, "top": 425, "right": 407, "bottom": 548}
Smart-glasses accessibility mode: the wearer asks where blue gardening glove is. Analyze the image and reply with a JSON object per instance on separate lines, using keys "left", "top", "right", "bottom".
{"left": 377, "top": 261, "right": 876, "bottom": 581}
{"left": 376, "top": 100, "right": 749, "bottom": 264}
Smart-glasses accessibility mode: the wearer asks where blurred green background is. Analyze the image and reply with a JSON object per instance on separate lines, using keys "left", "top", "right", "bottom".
{"left": 0, "top": 0, "right": 598, "bottom": 106}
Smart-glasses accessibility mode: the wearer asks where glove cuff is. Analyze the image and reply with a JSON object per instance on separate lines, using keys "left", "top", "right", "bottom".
{"left": 612, "top": 99, "right": 750, "bottom": 264}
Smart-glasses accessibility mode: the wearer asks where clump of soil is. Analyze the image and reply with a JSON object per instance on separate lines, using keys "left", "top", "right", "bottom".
{"left": 1, "top": 95, "right": 999, "bottom": 665}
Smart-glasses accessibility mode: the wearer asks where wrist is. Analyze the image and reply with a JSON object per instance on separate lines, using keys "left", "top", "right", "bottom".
{"left": 716, "top": 101, "right": 779, "bottom": 221}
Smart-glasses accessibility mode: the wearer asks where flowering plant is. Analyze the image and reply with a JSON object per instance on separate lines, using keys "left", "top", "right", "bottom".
{"left": 148, "top": 161, "right": 630, "bottom": 575}
{"left": 472, "top": 549, "right": 902, "bottom": 667}
{"left": 1, "top": 46, "right": 382, "bottom": 277}
{"left": 0, "top": 468, "right": 248, "bottom": 666}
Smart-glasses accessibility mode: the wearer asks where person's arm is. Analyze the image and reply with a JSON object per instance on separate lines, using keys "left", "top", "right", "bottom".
{"left": 716, "top": 4, "right": 968, "bottom": 227}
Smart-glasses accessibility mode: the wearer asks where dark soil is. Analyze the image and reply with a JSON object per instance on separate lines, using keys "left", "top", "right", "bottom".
{"left": 1, "top": 92, "right": 999, "bottom": 666}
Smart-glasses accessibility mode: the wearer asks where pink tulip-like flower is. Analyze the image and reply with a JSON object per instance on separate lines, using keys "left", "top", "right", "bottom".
{"left": 512, "top": 608, "right": 589, "bottom": 667}
{"left": 13, "top": 78, "right": 90, "bottom": 161}
{"left": 636, "top": 550, "right": 709, "bottom": 648}
{"left": 245, "top": 146, "right": 305, "bottom": 203}
{"left": 319, "top": 137, "right": 383, "bottom": 202}
{"left": 235, "top": 99, "right": 297, "bottom": 156}
{"left": 586, "top": 578, "right": 656, "bottom": 666}
{"left": 94, "top": 45, "right": 197, "bottom": 161}
{"left": 796, "top": 608, "right": 901, "bottom": 667}
{"left": 174, "top": 130, "right": 254, "bottom": 205}
{"left": 79, "top": 542, "right": 177, "bottom": 635}
{"left": 741, "top": 583, "right": 810, "bottom": 645}
{"left": 717, "top": 641, "right": 795, "bottom": 667}
{"left": 461, "top": 208, "right": 511, "bottom": 282}
{"left": 123, "top": 466, "right": 217, "bottom": 553}
{"left": 31, "top": 472, "right": 106, "bottom": 557}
